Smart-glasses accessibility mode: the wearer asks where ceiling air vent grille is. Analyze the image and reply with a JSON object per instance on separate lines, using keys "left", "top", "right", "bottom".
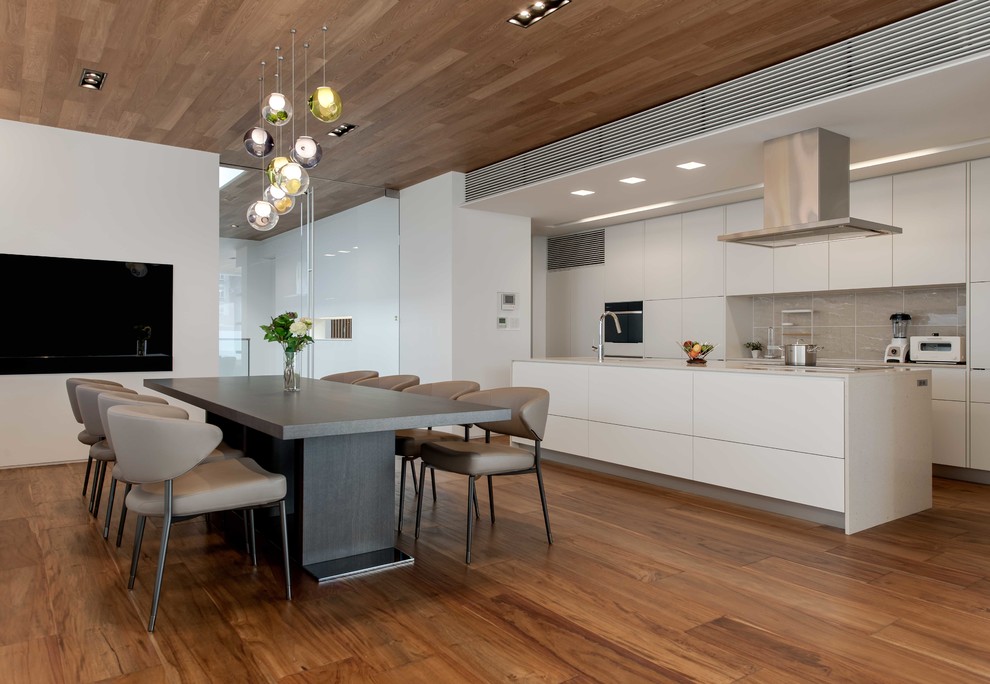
{"left": 547, "top": 230, "right": 604, "bottom": 270}
{"left": 465, "top": 0, "right": 990, "bottom": 202}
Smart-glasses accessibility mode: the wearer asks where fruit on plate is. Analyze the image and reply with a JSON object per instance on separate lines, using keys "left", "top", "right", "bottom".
{"left": 680, "top": 340, "right": 715, "bottom": 354}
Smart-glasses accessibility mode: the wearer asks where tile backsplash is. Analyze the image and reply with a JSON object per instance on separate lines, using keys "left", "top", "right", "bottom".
{"left": 742, "top": 285, "right": 966, "bottom": 362}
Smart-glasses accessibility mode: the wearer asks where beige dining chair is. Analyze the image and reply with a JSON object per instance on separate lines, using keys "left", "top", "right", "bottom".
{"left": 415, "top": 387, "right": 553, "bottom": 564}
{"left": 355, "top": 374, "right": 420, "bottom": 391}
{"left": 107, "top": 403, "right": 291, "bottom": 632}
{"left": 320, "top": 370, "right": 379, "bottom": 384}
{"left": 76, "top": 383, "right": 137, "bottom": 517}
{"left": 393, "top": 380, "right": 479, "bottom": 531}
{"left": 66, "top": 377, "right": 123, "bottom": 498}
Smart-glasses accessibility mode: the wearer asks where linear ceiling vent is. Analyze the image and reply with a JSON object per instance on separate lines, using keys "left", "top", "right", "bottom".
{"left": 548, "top": 229, "right": 604, "bottom": 270}
{"left": 465, "top": 0, "right": 990, "bottom": 202}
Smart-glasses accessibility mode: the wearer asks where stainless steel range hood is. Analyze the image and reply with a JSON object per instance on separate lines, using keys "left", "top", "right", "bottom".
{"left": 718, "top": 128, "right": 901, "bottom": 248}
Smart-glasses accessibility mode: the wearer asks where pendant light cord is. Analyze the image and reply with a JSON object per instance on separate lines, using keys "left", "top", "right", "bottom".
{"left": 290, "top": 29, "right": 296, "bottom": 144}
{"left": 303, "top": 42, "right": 309, "bottom": 136}
{"left": 260, "top": 61, "right": 266, "bottom": 196}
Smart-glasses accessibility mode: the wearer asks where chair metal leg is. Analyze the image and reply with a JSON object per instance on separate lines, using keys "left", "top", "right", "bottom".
{"left": 248, "top": 509, "right": 257, "bottom": 567}
{"left": 466, "top": 477, "right": 476, "bottom": 564}
{"left": 398, "top": 456, "right": 408, "bottom": 533}
{"left": 409, "top": 458, "right": 419, "bottom": 494}
{"left": 487, "top": 475, "right": 495, "bottom": 523}
{"left": 473, "top": 486, "right": 480, "bottom": 519}
{"left": 92, "top": 461, "right": 107, "bottom": 518}
{"left": 279, "top": 500, "right": 292, "bottom": 600}
{"left": 243, "top": 512, "right": 251, "bottom": 555}
{"left": 129, "top": 515, "right": 146, "bottom": 589}
{"left": 414, "top": 461, "right": 427, "bottom": 539}
{"left": 87, "top": 460, "right": 99, "bottom": 513}
{"left": 116, "top": 484, "right": 131, "bottom": 547}
{"left": 430, "top": 468, "right": 437, "bottom": 501}
{"left": 103, "top": 476, "right": 118, "bottom": 539}
{"left": 535, "top": 457, "right": 553, "bottom": 545}
{"left": 82, "top": 455, "right": 93, "bottom": 497}
{"left": 148, "top": 480, "right": 174, "bottom": 632}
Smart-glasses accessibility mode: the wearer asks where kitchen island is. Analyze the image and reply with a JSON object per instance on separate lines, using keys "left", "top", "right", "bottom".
{"left": 512, "top": 358, "right": 933, "bottom": 533}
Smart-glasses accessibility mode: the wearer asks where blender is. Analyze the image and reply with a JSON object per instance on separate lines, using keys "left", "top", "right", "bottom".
{"left": 884, "top": 313, "right": 912, "bottom": 363}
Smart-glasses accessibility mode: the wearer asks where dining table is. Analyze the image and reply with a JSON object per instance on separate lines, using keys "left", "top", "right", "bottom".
{"left": 145, "top": 375, "right": 509, "bottom": 581}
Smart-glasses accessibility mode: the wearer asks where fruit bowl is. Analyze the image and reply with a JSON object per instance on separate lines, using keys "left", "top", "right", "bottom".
{"left": 678, "top": 340, "right": 717, "bottom": 365}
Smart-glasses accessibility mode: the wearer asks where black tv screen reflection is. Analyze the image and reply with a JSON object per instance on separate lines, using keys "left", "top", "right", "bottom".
{"left": 0, "top": 253, "right": 173, "bottom": 374}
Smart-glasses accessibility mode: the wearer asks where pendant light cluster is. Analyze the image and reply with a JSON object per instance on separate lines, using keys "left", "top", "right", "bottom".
{"left": 243, "top": 26, "right": 343, "bottom": 232}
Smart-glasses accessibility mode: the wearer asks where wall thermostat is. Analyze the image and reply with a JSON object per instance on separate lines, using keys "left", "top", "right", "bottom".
{"left": 499, "top": 292, "right": 517, "bottom": 311}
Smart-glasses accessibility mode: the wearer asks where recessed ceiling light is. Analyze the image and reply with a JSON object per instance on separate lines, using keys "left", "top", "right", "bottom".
{"left": 324, "top": 253, "right": 336, "bottom": 257}
{"left": 353, "top": 246, "right": 359, "bottom": 249}
{"left": 571, "top": 189, "right": 595, "bottom": 196}
{"left": 508, "top": 0, "right": 570, "bottom": 27}
{"left": 328, "top": 123, "right": 358, "bottom": 137}
{"left": 337, "top": 250, "right": 350, "bottom": 253}
{"left": 676, "top": 161, "right": 706, "bottom": 170}
{"left": 78, "top": 68, "right": 107, "bottom": 90}
{"left": 620, "top": 177, "right": 646, "bottom": 184}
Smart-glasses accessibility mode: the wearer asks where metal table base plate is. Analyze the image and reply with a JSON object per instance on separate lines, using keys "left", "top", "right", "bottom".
{"left": 304, "top": 547, "right": 413, "bottom": 582}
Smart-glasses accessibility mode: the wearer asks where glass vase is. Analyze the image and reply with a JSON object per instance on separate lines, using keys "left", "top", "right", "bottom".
{"left": 283, "top": 350, "right": 300, "bottom": 392}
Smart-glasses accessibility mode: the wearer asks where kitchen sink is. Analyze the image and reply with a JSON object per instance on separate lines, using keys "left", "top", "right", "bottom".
{"left": 739, "top": 364, "right": 895, "bottom": 373}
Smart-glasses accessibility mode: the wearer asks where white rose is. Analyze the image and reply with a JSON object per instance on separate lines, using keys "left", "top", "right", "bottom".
{"left": 300, "top": 317, "right": 313, "bottom": 327}
{"left": 289, "top": 321, "right": 307, "bottom": 335}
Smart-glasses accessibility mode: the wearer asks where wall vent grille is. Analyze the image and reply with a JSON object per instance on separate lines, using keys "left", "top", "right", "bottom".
{"left": 547, "top": 229, "right": 604, "bottom": 270}
{"left": 465, "top": 0, "right": 990, "bottom": 202}
{"left": 327, "top": 317, "right": 353, "bottom": 340}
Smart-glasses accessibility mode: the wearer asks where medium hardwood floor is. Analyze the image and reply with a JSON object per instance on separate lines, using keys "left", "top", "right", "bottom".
{"left": 2, "top": 458, "right": 990, "bottom": 683}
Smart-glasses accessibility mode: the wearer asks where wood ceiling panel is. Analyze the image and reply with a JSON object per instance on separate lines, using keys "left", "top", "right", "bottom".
{"left": 0, "top": 0, "right": 952, "bottom": 238}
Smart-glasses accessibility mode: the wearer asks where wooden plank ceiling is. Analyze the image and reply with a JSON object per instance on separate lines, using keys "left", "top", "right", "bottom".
{"left": 0, "top": 0, "right": 952, "bottom": 240}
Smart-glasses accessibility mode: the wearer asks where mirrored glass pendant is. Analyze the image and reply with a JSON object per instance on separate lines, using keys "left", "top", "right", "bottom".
{"left": 290, "top": 135, "right": 322, "bottom": 168}
{"left": 308, "top": 86, "right": 342, "bottom": 123}
{"left": 243, "top": 127, "right": 274, "bottom": 157}
{"left": 276, "top": 162, "right": 310, "bottom": 197}
{"left": 265, "top": 156, "right": 290, "bottom": 185}
{"left": 247, "top": 200, "right": 279, "bottom": 231}
{"left": 262, "top": 92, "right": 293, "bottom": 126}
{"left": 264, "top": 184, "right": 295, "bottom": 215}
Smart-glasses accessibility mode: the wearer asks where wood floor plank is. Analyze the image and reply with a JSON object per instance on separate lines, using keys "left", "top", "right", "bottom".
{"left": 0, "top": 635, "right": 65, "bottom": 684}
{"left": 0, "top": 566, "right": 54, "bottom": 647}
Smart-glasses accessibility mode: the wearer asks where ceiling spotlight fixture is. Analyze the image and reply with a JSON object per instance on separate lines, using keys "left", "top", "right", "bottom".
{"left": 79, "top": 68, "right": 107, "bottom": 90}
{"left": 328, "top": 123, "right": 357, "bottom": 137}
{"left": 571, "top": 189, "right": 595, "bottom": 196}
{"left": 620, "top": 177, "right": 646, "bottom": 184}
{"left": 508, "top": 0, "right": 570, "bottom": 28}
{"left": 676, "top": 161, "right": 706, "bottom": 170}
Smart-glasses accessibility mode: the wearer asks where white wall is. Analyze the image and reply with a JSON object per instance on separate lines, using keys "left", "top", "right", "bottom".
{"left": 0, "top": 120, "right": 219, "bottom": 468}
{"left": 531, "top": 235, "right": 548, "bottom": 358}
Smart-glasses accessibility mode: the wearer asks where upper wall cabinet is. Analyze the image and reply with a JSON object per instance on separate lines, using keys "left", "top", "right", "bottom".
{"left": 774, "top": 243, "right": 828, "bottom": 293}
{"left": 605, "top": 221, "right": 645, "bottom": 302}
{"left": 725, "top": 199, "right": 772, "bottom": 296}
{"left": 644, "top": 215, "right": 682, "bottom": 300}
{"left": 971, "top": 158, "right": 990, "bottom": 283}
{"left": 892, "top": 163, "right": 966, "bottom": 287}
{"left": 681, "top": 207, "right": 725, "bottom": 298}
{"left": 829, "top": 177, "right": 893, "bottom": 291}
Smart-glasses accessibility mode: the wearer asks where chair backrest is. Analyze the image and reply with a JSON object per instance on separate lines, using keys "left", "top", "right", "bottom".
{"left": 457, "top": 387, "right": 550, "bottom": 441}
{"left": 403, "top": 380, "right": 480, "bottom": 400}
{"left": 98, "top": 391, "right": 173, "bottom": 449}
{"left": 66, "top": 378, "right": 123, "bottom": 423}
{"left": 355, "top": 374, "right": 420, "bottom": 391}
{"left": 321, "top": 370, "right": 379, "bottom": 384}
{"left": 76, "top": 384, "right": 137, "bottom": 438}
{"left": 107, "top": 404, "right": 223, "bottom": 484}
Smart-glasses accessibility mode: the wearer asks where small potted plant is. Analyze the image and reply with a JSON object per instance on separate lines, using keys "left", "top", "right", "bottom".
{"left": 744, "top": 340, "right": 764, "bottom": 358}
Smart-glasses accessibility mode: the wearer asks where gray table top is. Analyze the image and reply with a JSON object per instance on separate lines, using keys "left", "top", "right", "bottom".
{"left": 145, "top": 376, "right": 510, "bottom": 440}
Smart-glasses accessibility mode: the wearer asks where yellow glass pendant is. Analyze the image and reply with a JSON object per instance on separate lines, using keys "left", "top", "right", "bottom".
{"left": 309, "top": 86, "right": 342, "bottom": 123}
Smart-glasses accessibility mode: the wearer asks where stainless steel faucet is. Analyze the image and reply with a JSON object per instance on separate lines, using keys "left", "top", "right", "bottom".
{"left": 593, "top": 311, "right": 622, "bottom": 362}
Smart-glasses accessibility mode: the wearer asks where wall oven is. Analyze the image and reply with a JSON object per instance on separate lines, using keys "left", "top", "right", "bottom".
{"left": 604, "top": 301, "right": 644, "bottom": 344}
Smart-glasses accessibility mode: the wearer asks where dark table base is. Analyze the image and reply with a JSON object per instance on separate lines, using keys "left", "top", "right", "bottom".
{"left": 304, "top": 547, "right": 413, "bottom": 582}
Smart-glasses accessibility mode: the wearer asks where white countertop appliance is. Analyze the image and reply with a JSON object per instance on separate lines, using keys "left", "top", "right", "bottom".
{"left": 884, "top": 313, "right": 912, "bottom": 363}
{"left": 910, "top": 335, "right": 964, "bottom": 363}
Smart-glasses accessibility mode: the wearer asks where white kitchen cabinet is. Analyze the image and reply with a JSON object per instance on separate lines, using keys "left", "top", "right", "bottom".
{"left": 972, "top": 368, "right": 990, "bottom": 404}
{"left": 970, "top": 158, "right": 990, "bottom": 283}
{"left": 892, "top": 163, "right": 967, "bottom": 287}
{"left": 588, "top": 366, "right": 693, "bottom": 434}
{"left": 931, "top": 367, "right": 966, "bottom": 401}
{"left": 511, "top": 361, "right": 589, "bottom": 419}
{"left": 774, "top": 243, "right": 828, "bottom": 293}
{"left": 970, "top": 401, "right": 990, "bottom": 471}
{"left": 643, "top": 299, "right": 682, "bottom": 358}
{"left": 644, "top": 215, "right": 682, "bottom": 299}
{"left": 568, "top": 265, "right": 605, "bottom": 358}
{"left": 932, "top": 400, "right": 966, "bottom": 467}
{"left": 829, "top": 177, "right": 893, "bottom": 290}
{"left": 589, "top": 422, "right": 693, "bottom": 479}
{"left": 725, "top": 199, "right": 773, "bottom": 295}
{"left": 970, "top": 282, "right": 990, "bottom": 368}
{"left": 544, "top": 269, "right": 570, "bottom": 357}
{"left": 605, "top": 221, "right": 645, "bottom": 302}
{"left": 542, "top": 415, "right": 589, "bottom": 457}
{"left": 681, "top": 207, "right": 724, "bottom": 298}
{"left": 682, "top": 297, "right": 725, "bottom": 359}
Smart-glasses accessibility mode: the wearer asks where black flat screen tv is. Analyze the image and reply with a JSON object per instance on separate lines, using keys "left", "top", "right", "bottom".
{"left": 0, "top": 253, "right": 173, "bottom": 374}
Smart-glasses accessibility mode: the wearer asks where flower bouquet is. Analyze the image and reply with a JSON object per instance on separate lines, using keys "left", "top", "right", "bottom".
{"left": 261, "top": 312, "right": 314, "bottom": 391}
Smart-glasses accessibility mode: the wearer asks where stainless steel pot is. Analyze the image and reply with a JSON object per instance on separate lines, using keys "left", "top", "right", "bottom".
{"left": 784, "top": 343, "right": 822, "bottom": 366}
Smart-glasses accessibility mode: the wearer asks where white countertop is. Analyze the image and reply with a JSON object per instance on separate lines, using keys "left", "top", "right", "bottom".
{"left": 519, "top": 357, "right": 935, "bottom": 377}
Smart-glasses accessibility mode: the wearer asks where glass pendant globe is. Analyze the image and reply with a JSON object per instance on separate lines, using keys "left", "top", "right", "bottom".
{"left": 308, "top": 86, "right": 342, "bottom": 123}
{"left": 262, "top": 92, "right": 292, "bottom": 126}
{"left": 247, "top": 200, "right": 279, "bottom": 231}
{"left": 265, "top": 156, "right": 290, "bottom": 185}
{"left": 290, "top": 135, "right": 323, "bottom": 168}
{"left": 264, "top": 184, "right": 295, "bottom": 215}
{"left": 276, "top": 162, "right": 310, "bottom": 197}
{"left": 243, "top": 127, "right": 274, "bottom": 157}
